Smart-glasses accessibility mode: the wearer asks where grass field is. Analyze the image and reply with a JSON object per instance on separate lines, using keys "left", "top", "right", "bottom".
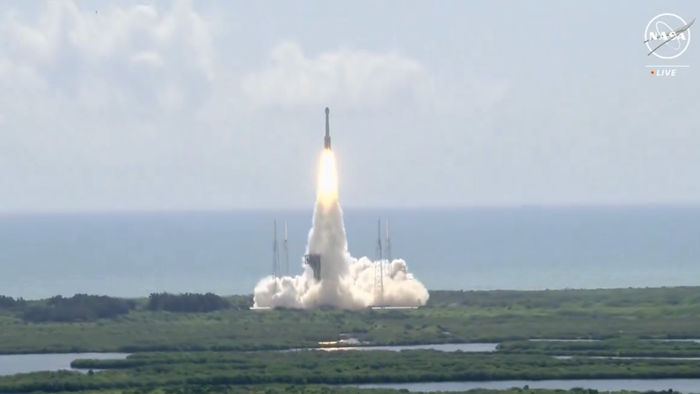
{"left": 53, "top": 388, "right": 681, "bottom": 394}
{"left": 1, "top": 287, "right": 700, "bottom": 354}
{"left": 1, "top": 287, "right": 700, "bottom": 393}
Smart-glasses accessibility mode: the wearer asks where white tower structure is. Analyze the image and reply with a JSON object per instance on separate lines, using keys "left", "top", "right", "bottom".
{"left": 283, "top": 220, "right": 289, "bottom": 276}
{"left": 386, "top": 219, "right": 392, "bottom": 263}
{"left": 272, "top": 220, "right": 280, "bottom": 279}
{"left": 374, "top": 219, "right": 384, "bottom": 306}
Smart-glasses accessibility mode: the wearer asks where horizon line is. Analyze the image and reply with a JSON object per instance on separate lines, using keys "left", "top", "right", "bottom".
{"left": 1, "top": 202, "right": 699, "bottom": 216}
{"left": 6, "top": 285, "right": 700, "bottom": 302}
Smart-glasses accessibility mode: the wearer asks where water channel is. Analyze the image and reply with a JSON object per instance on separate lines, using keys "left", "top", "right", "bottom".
{"left": 290, "top": 343, "right": 499, "bottom": 352}
{"left": 0, "top": 344, "right": 497, "bottom": 376}
{"left": 4, "top": 341, "right": 700, "bottom": 393}
{"left": 352, "top": 379, "right": 700, "bottom": 393}
{"left": 0, "top": 353, "right": 129, "bottom": 376}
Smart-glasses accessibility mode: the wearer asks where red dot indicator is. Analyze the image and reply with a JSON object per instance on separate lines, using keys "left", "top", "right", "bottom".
{"left": 651, "top": 71, "right": 655, "bottom": 74}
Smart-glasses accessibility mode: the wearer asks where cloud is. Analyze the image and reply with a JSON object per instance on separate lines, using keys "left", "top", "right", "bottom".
{"left": 0, "top": 1, "right": 511, "bottom": 212}
{"left": 240, "top": 40, "right": 433, "bottom": 111}
{"left": 0, "top": 0, "right": 217, "bottom": 165}
{"left": 0, "top": 0, "right": 215, "bottom": 105}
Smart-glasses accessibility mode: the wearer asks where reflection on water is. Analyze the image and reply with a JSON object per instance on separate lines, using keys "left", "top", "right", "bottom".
{"left": 530, "top": 339, "right": 600, "bottom": 342}
{"left": 648, "top": 339, "right": 700, "bottom": 343}
{"left": 0, "top": 353, "right": 129, "bottom": 376}
{"left": 354, "top": 379, "right": 700, "bottom": 393}
{"left": 318, "top": 338, "right": 364, "bottom": 346}
{"left": 555, "top": 356, "right": 700, "bottom": 360}
{"left": 289, "top": 343, "right": 499, "bottom": 353}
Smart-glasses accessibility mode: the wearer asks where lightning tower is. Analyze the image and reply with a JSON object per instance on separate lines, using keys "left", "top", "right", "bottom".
{"left": 272, "top": 220, "right": 280, "bottom": 279}
{"left": 386, "top": 219, "right": 392, "bottom": 263}
{"left": 374, "top": 219, "right": 384, "bottom": 306}
{"left": 283, "top": 220, "right": 289, "bottom": 276}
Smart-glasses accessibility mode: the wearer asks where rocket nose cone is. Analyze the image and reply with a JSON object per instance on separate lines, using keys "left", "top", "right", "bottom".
{"left": 325, "top": 107, "right": 329, "bottom": 115}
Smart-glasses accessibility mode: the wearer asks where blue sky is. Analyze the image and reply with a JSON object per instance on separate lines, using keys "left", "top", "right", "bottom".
{"left": 0, "top": 0, "right": 698, "bottom": 212}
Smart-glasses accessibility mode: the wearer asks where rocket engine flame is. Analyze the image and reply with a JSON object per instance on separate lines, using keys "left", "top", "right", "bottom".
{"left": 253, "top": 149, "right": 429, "bottom": 310}
{"left": 317, "top": 149, "right": 338, "bottom": 203}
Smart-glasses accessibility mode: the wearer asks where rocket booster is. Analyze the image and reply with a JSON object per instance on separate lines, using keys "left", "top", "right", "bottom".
{"left": 324, "top": 107, "right": 331, "bottom": 150}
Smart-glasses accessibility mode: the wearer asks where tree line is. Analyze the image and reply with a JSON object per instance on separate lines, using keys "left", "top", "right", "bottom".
{"left": 0, "top": 292, "right": 246, "bottom": 323}
{"left": 0, "top": 295, "right": 25, "bottom": 309}
{"left": 21, "top": 294, "right": 137, "bottom": 322}
{"left": 147, "top": 292, "right": 231, "bottom": 313}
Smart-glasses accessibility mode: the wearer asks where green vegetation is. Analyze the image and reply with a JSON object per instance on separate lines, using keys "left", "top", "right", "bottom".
{"left": 0, "top": 295, "right": 26, "bottom": 309}
{"left": 0, "top": 293, "right": 252, "bottom": 325}
{"left": 5, "top": 350, "right": 700, "bottom": 392}
{"left": 426, "top": 287, "right": 699, "bottom": 312}
{"left": 38, "top": 388, "right": 686, "bottom": 394}
{"left": 498, "top": 338, "right": 700, "bottom": 357}
{"left": 21, "top": 295, "right": 137, "bottom": 323}
{"left": 146, "top": 293, "right": 234, "bottom": 313}
{"left": 1, "top": 287, "right": 700, "bottom": 354}
{"left": 3, "top": 287, "right": 700, "bottom": 394}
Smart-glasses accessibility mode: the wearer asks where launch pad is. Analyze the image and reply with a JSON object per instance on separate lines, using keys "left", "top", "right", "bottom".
{"left": 250, "top": 107, "right": 428, "bottom": 310}
{"left": 259, "top": 217, "right": 410, "bottom": 309}
{"left": 370, "top": 306, "right": 419, "bottom": 310}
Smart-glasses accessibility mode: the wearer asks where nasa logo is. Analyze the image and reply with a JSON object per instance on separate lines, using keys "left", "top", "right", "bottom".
{"left": 644, "top": 13, "right": 692, "bottom": 60}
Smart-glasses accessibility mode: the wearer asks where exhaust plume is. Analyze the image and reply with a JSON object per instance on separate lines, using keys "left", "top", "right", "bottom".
{"left": 253, "top": 149, "right": 429, "bottom": 309}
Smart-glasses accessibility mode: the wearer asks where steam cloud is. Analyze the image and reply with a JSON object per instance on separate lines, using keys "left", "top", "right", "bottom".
{"left": 252, "top": 154, "right": 429, "bottom": 309}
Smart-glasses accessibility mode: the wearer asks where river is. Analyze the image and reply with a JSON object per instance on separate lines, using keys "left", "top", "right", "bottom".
{"left": 0, "top": 344, "right": 495, "bottom": 376}
{"left": 0, "top": 353, "right": 129, "bottom": 376}
{"left": 5, "top": 342, "right": 700, "bottom": 394}
{"left": 353, "top": 379, "right": 700, "bottom": 393}
{"left": 292, "top": 343, "right": 499, "bottom": 352}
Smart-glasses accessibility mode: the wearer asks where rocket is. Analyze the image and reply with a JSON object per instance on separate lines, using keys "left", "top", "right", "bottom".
{"left": 324, "top": 107, "right": 331, "bottom": 150}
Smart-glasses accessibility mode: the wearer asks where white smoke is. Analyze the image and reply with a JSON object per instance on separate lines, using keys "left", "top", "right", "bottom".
{"left": 252, "top": 194, "right": 430, "bottom": 309}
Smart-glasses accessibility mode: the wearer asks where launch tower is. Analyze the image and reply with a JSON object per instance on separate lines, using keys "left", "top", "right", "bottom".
{"left": 283, "top": 220, "right": 289, "bottom": 276}
{"left": 272, "top": 220, "right": 280, "bottom": 279}
{"left": 374, "top": 219, "right": 384, "bottom": 306}
{"left": 386, "top": 219, "right": 392, "bottom": 263}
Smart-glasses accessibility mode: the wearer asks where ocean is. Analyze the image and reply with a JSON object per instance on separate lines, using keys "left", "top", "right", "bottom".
{"left": 0, "top": 205, "right": 698, "bottom": 300}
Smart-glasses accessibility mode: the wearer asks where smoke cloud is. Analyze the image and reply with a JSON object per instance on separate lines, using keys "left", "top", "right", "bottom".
{"left": 252, "top": 151, "right": 429, "bottom": 309}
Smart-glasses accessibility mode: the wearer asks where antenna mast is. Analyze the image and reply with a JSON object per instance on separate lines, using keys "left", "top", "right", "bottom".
{"left": 283, "top": 220, "right": 289, "bottom": 276}
{"left": 374, "top": 218, "right": 384, "bottom": 307}
{"left": 272, "top": 220, "right": 280, "bottom": 279}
